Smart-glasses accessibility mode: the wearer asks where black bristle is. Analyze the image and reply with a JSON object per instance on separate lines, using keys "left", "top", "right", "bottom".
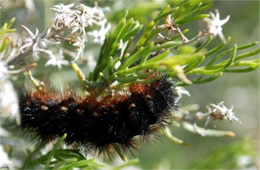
{"left": 19, "top": 77, "right": 178, "bottom": 154}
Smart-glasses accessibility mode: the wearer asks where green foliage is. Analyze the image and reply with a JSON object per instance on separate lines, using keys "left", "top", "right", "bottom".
{"left": 0, "top": 18, "right": 15, "bottom": 53}
{"left": 86, "top": 0, "right": 259, "bottom": 89}
{"left": 189, "top": 138, "right": 257, "bottom": 169}
{"left": 20, "top": 134, "right": 139, "bottom": 170}
{"left": 22, "top": 134, "right": 104, "bottom": 170}
{"left": 21, "top": 134, "right": 104, "bottom": 169}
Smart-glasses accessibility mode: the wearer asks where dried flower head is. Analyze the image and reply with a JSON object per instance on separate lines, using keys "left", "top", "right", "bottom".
{"left": 157, "top": 15, "right": 189, "bottom": 42}
{"left": 202, "top": 101, "right": 241, "bottom": 128}
{"left": 158, "top": 15, "right": 177, "bottom": 36}
{"left": 51, "top": 3, "right": 75, "bottom": 30}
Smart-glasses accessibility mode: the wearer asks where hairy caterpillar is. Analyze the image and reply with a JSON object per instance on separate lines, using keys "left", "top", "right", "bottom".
{"left": 19, "top": 76, "right": 178, "bottom": 155}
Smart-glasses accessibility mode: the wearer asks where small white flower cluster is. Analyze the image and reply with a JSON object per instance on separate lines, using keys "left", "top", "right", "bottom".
{"left": 51, "top": 3, "right": 109, "bottom": 32}
{"left": 50, "top": 2, "right": 110, "bottom": 60}
{"left": 197, "top": 101, "right": 241, "bottom": 128}
{"left": 18, "top": 2, "right": 110, "bottom": 69}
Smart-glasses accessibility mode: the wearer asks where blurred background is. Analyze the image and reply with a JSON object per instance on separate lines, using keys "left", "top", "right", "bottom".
{"left": 0, "top": 0, "right": 259, "bottom": 169}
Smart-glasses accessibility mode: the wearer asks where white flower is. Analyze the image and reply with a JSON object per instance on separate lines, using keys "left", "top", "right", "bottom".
{"left": 45, "top": 56, "right": 69, "bottom": 69}
{"left": 119, "top": 40, "right": 128, "bottom": 58}
{"left": 114, "top": 61, "right": 121, "bottom": 70}
{"left": 0, "top": 80, "right": 20, "bottom": 125}
{"left": 0, "top": 61, "right": 8, "bottom": 80}
{"left": 20, "top": 25, "right": 39, "bottom": 53}
{"left": 204, "top": 9, "right": 230, "bottom": 43}
{"left": 208, "top": 102, "right": 240, "bottom": 121}
{"left": 78, "top": 2, "right": 109, "bottom": 27}
{"left": 70, "top": 13, "right": 87, "bottom": 35}
{"left": 175, "top": 86, "right": 191, "bottom": 102}
{"left": 50, "top": 2, "right": 110, "bottom": 37}
{"left": 18, "top": 3, "right": 110, "bottom": 64}
{"left": 204, "top": 101, "right": 241, "bottom": 128}
{"left": 41, "top": 49, "right": 69, "bottom": 69}
{"left": 51, "top": 3, "right": 75, "bottom": 30}
{"left": 88, "top": 23, "right": 111, "bottom": 44}
{"left": 0, "top": 145, "right": 10, "bottom": 168}
{"left": 20, "top": 25, "right": 58, "bottom": 59}
{"left": 50, "top": 2, "right": 109, "bottom": 36}
{"left": 73, "top": 4, "right": 92, "bottom": 33}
